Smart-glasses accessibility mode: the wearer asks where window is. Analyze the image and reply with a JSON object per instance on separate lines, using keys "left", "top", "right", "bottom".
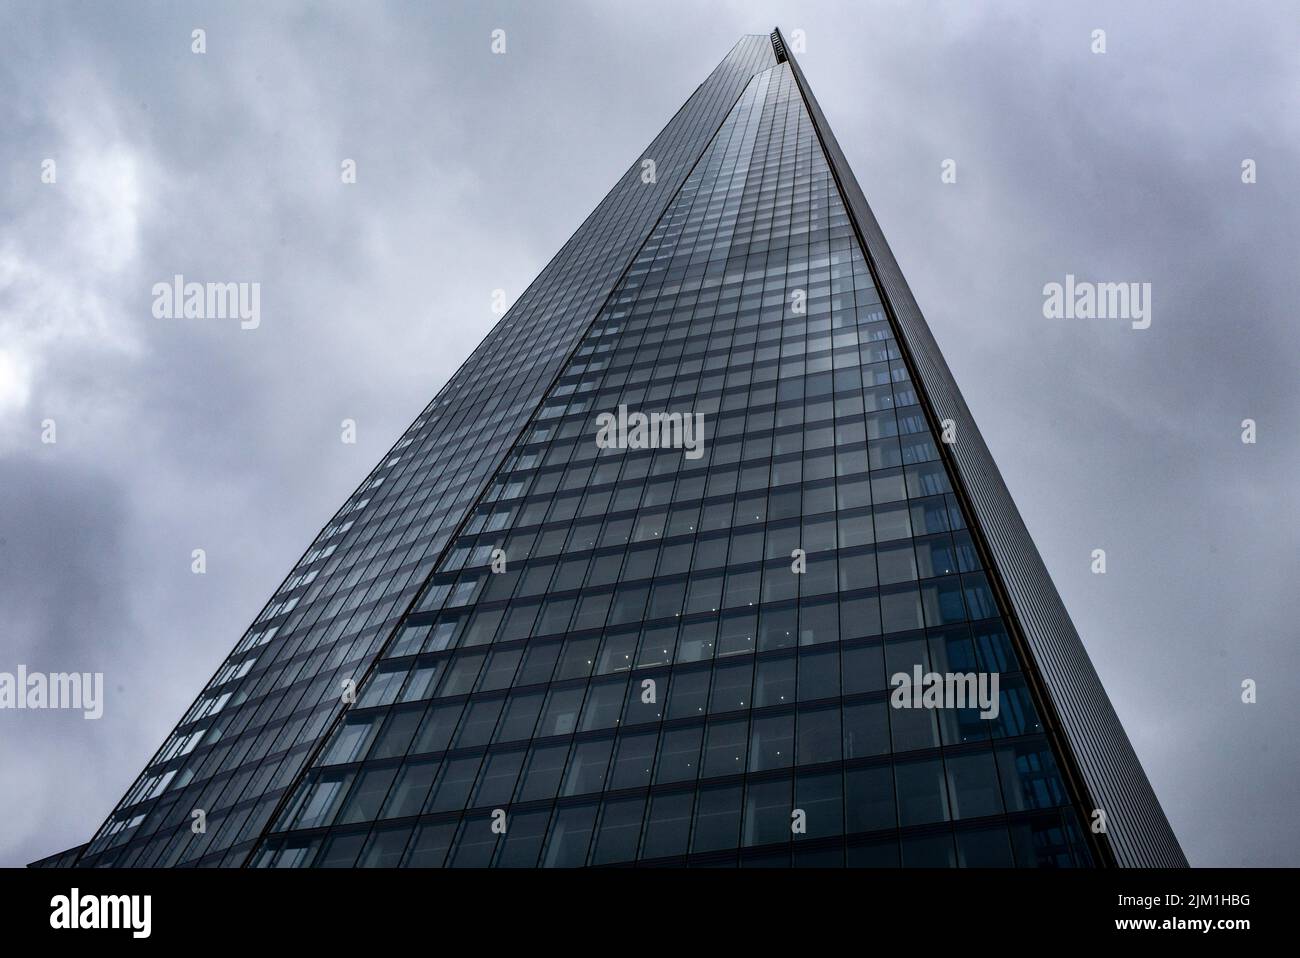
{"left": 537, "top": 686, "right": 585, "bottom": 737}
{"left": 895, "top": 757, "right": 950, "bottom": 826}
{"left": 743, "top": 777, "right": 791, "bottom": 847}
{"left": 709, "top": 659, "right": 753, "bottom": 713}
{"left": 554, "top": 737, "right": 613, "bottom": 797}
{"left": 338, "top": 765, "right": 399, "bottom": 824}
{"left": 427, "top": 756, "right": 482, "bottom": 813}
{"left": 579, "top": 677, "right": 628, "bottom": 730}
{"left": 656, "top": 725, "right": 703, "bottom": 783}
{"left": 797, "top": 704, "right": 841, "bottom": 765}
{"left": 610, "top": 730, "right": 657, "bottom": 789}
{"left": 382, "top": 759, "right": 439, "bottom": 819}
{"left": 642, "top": 790, "right": 694, "bottom": 859}
{"left": 542, "top": 804, "right": 598, "bottom": 867}
{"left": 453, "top": 697, "right": 504, "bottom": 748}
{"left": 748, "top": 712, "right": 793, "bottom": 771}
{"left": 692, "top": 784, "right": 742, "bottom": 853}
{"left": 845, "top": 765, "right": 895, "bottom": 833}
{"left": 946, "top": 749, "right": 1004, "bottom": 820}
{"left": 795, "top": 768, "right": 843, "bottom": 838}
{"left": 590, "top": 796, "right": 646, "bottom": 865}
{"left": 516, "top": 743, "right": 569, "bottom": 803}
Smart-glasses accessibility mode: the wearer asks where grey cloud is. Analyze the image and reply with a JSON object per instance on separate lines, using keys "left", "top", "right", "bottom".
{"left": 1, "top": 0, "right": 1296, "bottom": 866}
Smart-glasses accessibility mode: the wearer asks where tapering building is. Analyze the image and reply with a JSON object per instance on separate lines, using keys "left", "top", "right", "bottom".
{"left": 40, "top": 30, "right": 1184, "bottom": 869}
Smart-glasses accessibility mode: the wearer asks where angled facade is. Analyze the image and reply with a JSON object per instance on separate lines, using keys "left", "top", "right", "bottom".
{"left": 46, "top": 30, "right": 1184, "bottom": 868}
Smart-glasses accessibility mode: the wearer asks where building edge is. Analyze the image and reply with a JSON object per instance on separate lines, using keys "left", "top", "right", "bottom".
{"left": 772, "top": 27, "right": 1185, "bottom": 867}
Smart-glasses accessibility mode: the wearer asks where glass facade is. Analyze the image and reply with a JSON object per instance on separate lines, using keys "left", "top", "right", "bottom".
{"left": 70, "top": 35, "right": 776, "bottom": 869}
{"left": 253, "top": 63, "right": 1090, "bottom": 869}
{"left": 50, "top": 31, "right": 1182, "bottom": 869}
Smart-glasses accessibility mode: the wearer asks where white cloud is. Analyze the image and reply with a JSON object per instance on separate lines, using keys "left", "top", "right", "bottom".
{"left": 0, "top": 76, "right": 152, "bottom": 436}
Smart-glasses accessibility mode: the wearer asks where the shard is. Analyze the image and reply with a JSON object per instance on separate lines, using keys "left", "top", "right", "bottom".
{"left": 39, "top": 30, "right": 1184, "bottom": 869}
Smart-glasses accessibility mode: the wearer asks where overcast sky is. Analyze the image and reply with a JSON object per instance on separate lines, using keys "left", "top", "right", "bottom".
{"left": 1, "top": 0, "right": 1297, "bottom": 868}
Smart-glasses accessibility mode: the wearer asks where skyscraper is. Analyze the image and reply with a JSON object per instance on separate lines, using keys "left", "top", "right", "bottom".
{"left": 44, "top": 30, "right": 1184, "bottom": 869}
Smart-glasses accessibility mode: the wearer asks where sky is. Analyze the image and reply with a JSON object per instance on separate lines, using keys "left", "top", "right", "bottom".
{"left": 1, "top": 0, "right": 1297, "bottom": 868}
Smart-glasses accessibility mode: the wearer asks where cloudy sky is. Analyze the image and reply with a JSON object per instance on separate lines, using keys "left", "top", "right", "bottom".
{"left": 1, "top": 0, "right": 1296, "bottom": 868}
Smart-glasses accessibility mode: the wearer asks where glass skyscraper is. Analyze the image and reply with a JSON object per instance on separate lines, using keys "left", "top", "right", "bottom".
{"left": 41, "top": 30, "right": 1184, "bottom": 869}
